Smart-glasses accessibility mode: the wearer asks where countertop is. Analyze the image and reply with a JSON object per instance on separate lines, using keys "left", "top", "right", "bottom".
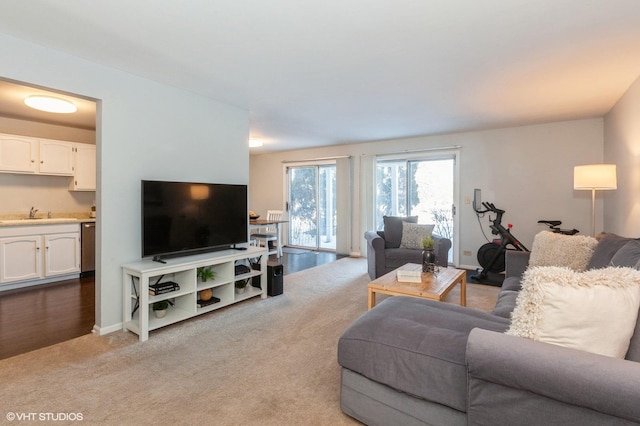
{"left": 0, "top": 214, "right": 96, "bottom": 227}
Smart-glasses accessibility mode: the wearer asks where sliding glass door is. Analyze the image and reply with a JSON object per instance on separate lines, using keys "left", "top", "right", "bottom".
{"left": 376, "top": 156, "right": 455, "bottom": 261}
{"left": 287, "top": 164, "right": 336, "bottom": 250}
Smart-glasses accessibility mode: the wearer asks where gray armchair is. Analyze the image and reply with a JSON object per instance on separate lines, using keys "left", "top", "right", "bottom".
{"left": 365, "top": 230, "right": 451, "bottom": 279}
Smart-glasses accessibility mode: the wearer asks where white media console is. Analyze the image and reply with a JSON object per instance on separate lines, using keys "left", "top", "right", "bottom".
{"left": 122, "top": 246, "right": 268, "bottom": 341}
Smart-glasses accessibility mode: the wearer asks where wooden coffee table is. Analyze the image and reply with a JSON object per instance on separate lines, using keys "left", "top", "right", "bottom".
{"left": 368, "top": 263, "right": 466, "bottom": 310}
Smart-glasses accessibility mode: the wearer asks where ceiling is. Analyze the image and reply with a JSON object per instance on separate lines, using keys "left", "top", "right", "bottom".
{"left": 0, "top": 79, "right": 96, "bottom": 130}
{"left": 1, "top": 0, "right": 640, "bottom": 152}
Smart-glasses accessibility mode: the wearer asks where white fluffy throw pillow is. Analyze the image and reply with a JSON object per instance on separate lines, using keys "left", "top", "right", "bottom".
{"left": 507, "top": 266, "right": 640, "bottom": 358}
{"left": 528, "top": 231, "right": 598, "bottom": 271}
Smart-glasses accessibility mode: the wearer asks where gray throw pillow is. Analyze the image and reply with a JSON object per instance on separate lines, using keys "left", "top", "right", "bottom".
{"left": 587, "top": 233, "right": 638, "bottom": 270}
{"left": 383, "top": 215, "right": 418, "bottom": 248}
{"left": 399, "top": 223, "right": 435, "bottom": 250}
{"left": 610, "top": 240, "right": 640, "bottom": 269}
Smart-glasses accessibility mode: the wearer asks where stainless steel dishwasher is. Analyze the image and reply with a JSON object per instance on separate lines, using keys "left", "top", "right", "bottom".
{"left": 81, "top": 222, "right": 96, "bottom": 274}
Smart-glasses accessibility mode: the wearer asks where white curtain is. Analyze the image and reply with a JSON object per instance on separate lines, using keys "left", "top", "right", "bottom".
{"left": 359, "top": 154, "right": 377, "bottom": 257}
{"left": 336, "top": 157, "right": 351, "bottom": 255}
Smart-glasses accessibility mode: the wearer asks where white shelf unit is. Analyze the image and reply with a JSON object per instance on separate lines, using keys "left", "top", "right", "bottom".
{"left": 122, "top": 246, "right": 267, "bottom": 341}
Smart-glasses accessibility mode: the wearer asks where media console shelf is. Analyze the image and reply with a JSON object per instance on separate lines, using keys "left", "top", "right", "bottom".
{"left": 122, "top": 246, "right": 267, "bottom": 341}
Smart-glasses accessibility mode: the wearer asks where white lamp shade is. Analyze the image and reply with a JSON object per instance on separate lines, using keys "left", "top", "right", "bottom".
{"left": 574, "top": 164, "right": 617, "bottom": 190}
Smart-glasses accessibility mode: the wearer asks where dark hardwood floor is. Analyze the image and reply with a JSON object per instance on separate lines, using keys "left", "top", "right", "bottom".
{"left": 0, "top": 250, "right": 341, "bottom": 360}
{"left": 277, "top": 248, "right": 344, "bottom": 275}
{"left": 0, "top": 275, "right": 96, "bottom": 360}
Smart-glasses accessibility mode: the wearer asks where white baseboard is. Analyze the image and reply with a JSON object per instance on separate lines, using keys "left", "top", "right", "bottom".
{"left": 0, "top": 273, "right": 80, "bottom": 292}
{"left": 92, "top": 322, "right": 122, "bottom": 336}
{"left": 349, "top": 252, "right": 361, "bottom": 258}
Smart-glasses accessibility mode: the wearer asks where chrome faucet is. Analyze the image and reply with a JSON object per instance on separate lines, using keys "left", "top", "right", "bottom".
{"left": 29, "top": 206, "right": 38, "bottom": 219}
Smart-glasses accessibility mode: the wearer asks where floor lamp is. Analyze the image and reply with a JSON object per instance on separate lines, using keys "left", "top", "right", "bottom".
{"left": 573, "top": 164, "right": 617, "bottom": 236}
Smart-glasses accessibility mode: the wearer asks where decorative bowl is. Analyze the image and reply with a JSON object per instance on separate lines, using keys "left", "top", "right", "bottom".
{"left": 249, "top": 215, "right": 260, "bottom": 220}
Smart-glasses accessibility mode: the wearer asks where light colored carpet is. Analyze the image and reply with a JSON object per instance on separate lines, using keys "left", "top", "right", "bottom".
{"left": 0, "top": 258, "right": 498, "bottom": 425}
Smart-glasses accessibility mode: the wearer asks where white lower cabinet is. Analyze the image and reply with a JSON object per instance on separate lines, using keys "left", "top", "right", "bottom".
{"left": 0, "top": 235, "right": 42, "bottom": 282}
{"left": 0, "top": 224, "right": 81, "bottom": 286}
{"left": 44, "top": 233, "right": 82, "bottom": 276}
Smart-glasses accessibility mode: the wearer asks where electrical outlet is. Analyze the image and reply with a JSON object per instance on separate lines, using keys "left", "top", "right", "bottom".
{"left": 463, "top": 250, "right": 472, "bottom": 256}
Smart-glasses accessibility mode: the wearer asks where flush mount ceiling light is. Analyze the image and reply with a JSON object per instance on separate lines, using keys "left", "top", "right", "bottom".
{"left": 24, "top": 95, "right": 77, "bottom": 113}
{"left": 249, "top": 138, "right": 263, "bottom": 148}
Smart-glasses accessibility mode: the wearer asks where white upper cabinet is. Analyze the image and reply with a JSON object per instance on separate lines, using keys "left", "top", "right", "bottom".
{"left": 38, "top": 138, "right": 74, "bottom": 176}
{"left": 0, "top": 133, "right": 38, "bottom": 173}
{"left": 70, "top": 144, "right": 96, "bottom": 191}
{"left": 0, "top": 133, "right": 95, "bottom": 187}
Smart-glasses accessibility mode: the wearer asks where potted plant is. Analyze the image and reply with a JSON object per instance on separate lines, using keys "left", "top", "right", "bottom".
{"left": 421, "top": 236, "right": 437, "bottom": 272}
{"left": 152, "top": 300, "right": 169, "bottom": 318}
{"left": 197, "top": 266, "right": 215, "bottom": 282}
{"left": 235, "top": 278, "right": 249, "bottom": 294}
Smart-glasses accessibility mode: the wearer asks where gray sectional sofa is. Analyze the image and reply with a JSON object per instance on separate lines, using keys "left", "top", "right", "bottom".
{"left": 338, "top": 233, "right": 640, "bottom": 425}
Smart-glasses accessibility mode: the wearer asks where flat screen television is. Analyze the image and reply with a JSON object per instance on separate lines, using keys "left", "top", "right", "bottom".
{"left": 141, "top": 180, "right": 248, "bottom": 261}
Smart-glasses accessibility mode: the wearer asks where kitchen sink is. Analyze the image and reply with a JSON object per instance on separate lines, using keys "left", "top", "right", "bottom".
{"left": 0, "top": 218, "right": 78, "bottom": 224}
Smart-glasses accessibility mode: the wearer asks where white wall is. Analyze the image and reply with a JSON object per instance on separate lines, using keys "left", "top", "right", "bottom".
{"left": 0, "top": 33, "right": 249, "bottom": 333}
{"left": 604, "top": 74, "right": 640, "bottom": 236}
{"left": 251, "top": 118, "right": 604, "bottom": 268}
{"left": 0, "top": 116, "right": 95, "bottom": 144}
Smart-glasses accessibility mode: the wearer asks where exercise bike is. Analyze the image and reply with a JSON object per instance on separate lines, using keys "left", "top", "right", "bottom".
{"left": 470, "top": 203, "right": 580, "bottom": 282}
{"left": 537, "top": 220, "right": 579, "bottom": 235}
{"left": 470, "top": 202, "right": 528, "bottom": 282}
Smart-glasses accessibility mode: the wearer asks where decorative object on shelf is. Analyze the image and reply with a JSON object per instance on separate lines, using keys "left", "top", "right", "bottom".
{"left": 152, "top": 300, "right": 169, "bottom": 318}
{"left": 197, "top": 296, "right": 221, "bottom": 308}
{"left": 198, "top": 288, "right": 213, "bottom": 301}
{"left": 421, "top": 236, "right": 438, "bottom": 273}
{"left": 235, "top": 278, "right": 249, "bottom": 294}
{"left": 197, "top": 266, "right": 215, "bottom": 282}
{"left": 149, "top": 281, "right": 180, "bottom": 296}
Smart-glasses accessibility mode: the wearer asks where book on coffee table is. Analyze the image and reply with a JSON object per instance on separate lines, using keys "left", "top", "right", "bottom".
{"left": 396, "top": 265, "right": 422, "bottom": 283}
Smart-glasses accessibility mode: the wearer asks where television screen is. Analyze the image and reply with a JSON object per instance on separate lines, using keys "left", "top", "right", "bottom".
{"left": 142, "top": 180, "right": 248, "bottom": 259}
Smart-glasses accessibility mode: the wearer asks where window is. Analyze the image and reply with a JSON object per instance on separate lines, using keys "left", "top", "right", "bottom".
{"left": 376, "top": 156, "right": 455, "bottom": 260}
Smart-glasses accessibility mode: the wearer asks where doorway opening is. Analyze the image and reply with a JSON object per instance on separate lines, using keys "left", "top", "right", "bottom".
{"left": 0, "top": 77, "right": 98, "bottom": 357}
{"left": 286, "top": 163, "right": 337, "bottom": 251}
